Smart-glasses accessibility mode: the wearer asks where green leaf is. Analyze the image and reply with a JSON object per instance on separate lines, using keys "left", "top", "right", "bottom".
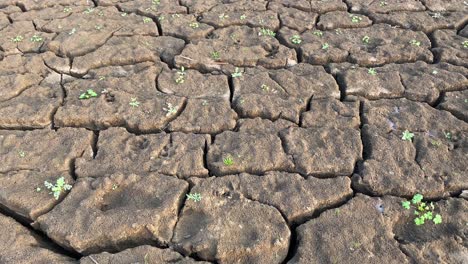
{"left": 433, "top": 214, "right": 442, "bottom": 224}
{"left": 401, "top": 201, "right": 411, "bottom": 210}
{"left": 402, "top": 130, "right": 415, "bottom": 141}
{"left": 415, "top": 217, "right": 425, "bottom": 226}
{"left": 423, "top": 211, "right": 433, "bottom": 220}
{"left": 412, "top": 194, "right": 423, "bottom": 204}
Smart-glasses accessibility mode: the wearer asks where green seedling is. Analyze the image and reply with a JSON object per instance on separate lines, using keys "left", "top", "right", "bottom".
{"left": 432, "top": 70, "right": 438, "bottom": 75}
{"left": 240, "top": 14, "right": 247, "bottom": 20}
{"left": 380, "top": 1, "right": 387, "bottom": 6}
{"left": 152, "top": 0, "right": 160, "bottom": 5}
{"left": 69, "top": 28, "right": 77, "bottom": 35}
{"left": 362, "top": 35, "right": 370, "bottom": 44}
{"left": 36, "top": 187, "right": 41, "bottom": 192}
{"left": 259, "top": 27, "right": 276, "bottom": 37}
{"left": 18, "top": 151, "right": 26, "bottom": 158}
{"left": 186, "top": 193, "right": 202, "bottom": 202}
{"left": 219, "top": 13, "right": 229, "bottom": 20}
{"left": 402, "top": 130, "right": 414, "bottom": 141}
{"left": 121, "top": 12, "right": 128, "bottom": 17}
{"left": 211, "top": 51, "right": 220, "bottom": 60}
{"left": 189, "top": 22, "right": 199, "bottom": 29}
{"left": 129, "top": 98, "right": 140, "bottom": 107}
{"left": 232, "top": 67, "right": 243, "bottom": 78}
{"left": 313, "top": 30, "right": 323, "bottom": 37}
{"left": 409, "top": 39, "right": 421, "bottom": 46}
{"left": 44, "top": 177, "right": 72, "bottom": 200}
{"left": 402, "top": 193, "right": 442, "bottom": 226}
{"left": 290, "top": 35, "right": 302, "bottom": 44}
{"left": 431, "top": 12, "right": 442, "bottom": 19}
{"left": 163, "top": 102, "right": 178, "bottom": 116}
{"left": 261, "top": 84, "right": 270, "bottom": 91}
{"left": 158, "top": 15, "right": 165, "bottom": 21}
{"left": 11, "top": 35, "right": 24, "bottom": 43}
{"left": 175, "top": 67, "right": 186, "bottom": 84}
{"left": 462, "top": 40, "right": 468, "bottom": 48}
{"left": 79, "top": 89, "right": 98, "bottom": 99}
{"left": 350, "top": 15, "right": 362, "bottom": 23}
{"left": 322, "top": 43, "right": 329, "bottom": 50}
{"left": 201, "top": 100, "right": 208, "bottom": 106}
{"left": 368, "top": 68, "right": 377, "bottom": 75}
{"left": 223, "top": 156, "right": 234, "bottom": 166}
{"left": 95, "top": 25, "right": 103, "bottom": 30}
{"left": 63, "top": 7, "right": 72, "bottom": 13}
{"left": 112, "top": 184, "right": 119, "bottom": 190}
{"left": 84, "top": 7, "right": 94, "bottom": 14}
{"left": 143, "top": 17, "right": 152, "bottom": 23}
{"left": 444, "top": 131, "right": 452, "bottom": 140}
{"left": 430, "top": 140, "right": 441, "bottom": 147}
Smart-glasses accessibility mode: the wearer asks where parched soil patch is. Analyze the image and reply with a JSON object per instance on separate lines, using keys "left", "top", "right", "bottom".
{"left": 0, "top": 1, "right": 467, "bottom": 263}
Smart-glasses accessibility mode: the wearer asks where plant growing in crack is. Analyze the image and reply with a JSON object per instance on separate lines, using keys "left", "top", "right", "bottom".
{"left": 401, "top": 130, "right": 414, "bottom": 141}
{"left": 186, "top": 193, "right": 202, "bottom": 202}
{"left": 322, "top": 43, "right": 330, "bottom": 50}
{"left": 259, "top": 27, "right": 276, "bottom": 37}
{"left": 163, "top": 102, "right": 178, "bottom": 116}
{"left": 402, "top": 193, "right": 442, "bottom": 226}
{"left": 11, "top": 35, "right": 24, "bottom": 43}
{"left": 175, "top": 67, "right": 186, "bottom": 84}
{"left": 143, "top": 17, "right": 152, "bottom": 23}
{"left": 231, "top": 67, "right": 243, "bottom": 78}
{"left": 313, "top": 30, "right": 323, "bottom": 37}
{"left": 44, "top": 177, "right": 72, "bottom": 200}
{"left": 223, "top": 155, "right": 234, "bottom": 166}
{"left": 79, "top": 89, "right": 98, "bottom": 100}
{"left": 290, "top": 35, "right": 302, "bottom": 44}
{"left": 211, "top": 51, "right": 220, "bottom": 60}
{"left": 129, "top": 98, "right": 140, "bottom": 107}
{"left": 368, "top": 68, "right": 377, "bottom": 75}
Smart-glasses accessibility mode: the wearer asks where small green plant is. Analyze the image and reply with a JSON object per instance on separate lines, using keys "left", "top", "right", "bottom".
{"left": 259, "top": 27, "right": 276, "bottom": 37}
{"left": 11, "top": 35, "right": 24, "bottom": 43}
{"left": 112, "top": 184, "right": 119, "bottom": 190}
{"left": 322, "top": 43, "right": 329, "bottom": 50}
{"left": 210, "top": 51, "right": 220, "bottom": 60}
{"left": 368, "top": 68, "right": 377, "bottom": 75}
{"left": 432, "top": 70, "right": 438, "bottom": 75}
{"left": 261, "top": 84, "right": 270, "bottom": 91}
{"left": 189, "top": 22, "right": 199, "bottom": 29}
{"left": 18, "top": 151, "right": 26, "bottom": 158}
{"left": 240, "top": 14, "right": 247, "bottom": 20}
{"left": 444, "top": 131, "right": 452, "bottom": 140}
{"left": 219, "top": 13, "right": 229, "bottom": 20}
{"left": 143, "top": 17, "right": 152, "bottom": 23}
{"left": 44, "top": 177, "right": 72, "bottom": 200}
{"left": 313, "top": 30, "right": 323, "bottom": 37}
{"left": 171, "top": 14, "right": 180, "bottom": 19}
{"left": 175, "top": 67, "right": 186, "bottom": 84}
{"left": 350, "top": 15, "right": 362, "bottom": 23}
{"left": 152, "top": 0, "right": 160, "bottom": 5}
{"left": 30, "top": 35, "right": 43, "bottom": 42}
{"left": 63, "top": 7, "right": 72, "bottom": 13}
{"left": 402, "top": 194, "right": 442, "bottom": 226}
{"left": 362, "top": 35, "right": 370, "bottom": 44}
{"left": 290, "top": 35, "right": 302, "bottom": 44}
{"left": 402, "top": 130, "right": 414, "bottom": 141}
{"left": 95, "top": 25, "right": 103, "bottom": 30}
{"left": 409, "top": 39, "right": 421, "bottom": 46}
{"left": 223, "top": 156, "right": 234, "bottom": 166}
{"left": 129, "top": 98, "right": 140, "bottom": 107}
{"left": 430, "top": 140, "right": 441, "bottom": 147}
{"left": 68, "top": 28, "right": 77, "bottom": 35}
{"left": 462, "top": 40, "right": 468, "bottom": 48}
{"left": 232, "top": 67, "right": 243, "bottom": 78}
{"left": 121, "top": 12, "right": 128, "bottom": 17}
{"left": 163, "top": 102, "right": 178, "bottom": 116}
{"left": 79, "top": 89, "right": 98, "bottom": 99}
{"left": 84, "top": 7, "right": 94, "bottom": 14}
{"left": 380, "top": 1, "right": 387, "bottom": 6}
{"left": 431, "top": 12, "right": 442, "bottom": 19}
{"left": 186, "top": 193, "right": 202, "bottom": 202}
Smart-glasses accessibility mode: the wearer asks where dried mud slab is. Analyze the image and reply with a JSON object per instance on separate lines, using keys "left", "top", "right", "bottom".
{"left": 232, "top": 64, "right": 339, "bottom": 123}
{"left": 71, "top": 35, "right": 185, "bottom": 75}
{"left": 354, "top": 99, "right": 468, "bottom": 198}
{"left": 237, "top": 118, "right": 297, "bottom": 134}
{"left": 172, "top": 177, "right": 290, "bottom": 264}
{"left": 438, "top": 90, "right": 468, "bottom": 122}
{"left": 280, "top": 127, "right": 362, "bottom": 177}
{"left": 271, "top": 0, "right": 347, "bottom": 13}
{"left": 0, "top": 214, "right": 75, "bottom": 264}
{"left": 369, "top": 11, "right": 468, "bottom": 33}
{"left": 76, "top": 127, "right": 209, "bottom": 179}
{"left": 201, "top": 10, "right": 280, "bottom": 30}
{"left": 0, "top": 21, "right": 55, "bottom": 55}
{"left": 35, "top": 173, "right": 188, "bottom": 254}
{"left": 175, "top": 26, "right": 297, "bottom": 72}
{"left": 160, "top": 14, "right": 214, "bottom": 42}
{"left": 301, "top": 99, "right": 360, "bottom": 129}
{"left": 189, "top": 172, "right": 353, "bottom": 224}
{"left": 331, "top": 61, "right": 468, "bottom": 103}
{"left": 55, "top": 63, "right": 185, "bottom": 133}
{"left": 117, "top": 0, "right": 187, "bottom": 18}
{"left": 268, "top": 3, "right": 318, "bottom": 32}
{"left": 80, "top": 245, "right": 210, "bottom": 264}
{"left": 3, "top": 0, "right": 92, "bottom": 11}
{"left": 207, "top": 130, "right": 293, "bottom": 176}
{"left": 421, "top": 0, "right": 468, "bottom": 12}
{"left": 281, "top": 24, "right": 433, "bottom": 66}
{"left": 347, "top": 0, "right": 426, "bottom": 14}
{"left": 433, "top": 28, "right": 468, "bottom": 67}
{"left": 0, "top": 12, "right": 9, "bottom": 31}
{"left": 317, "top": 11, "right": 372, "bottom": 30}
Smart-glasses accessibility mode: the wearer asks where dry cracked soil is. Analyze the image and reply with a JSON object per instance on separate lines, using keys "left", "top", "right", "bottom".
{"left": 0, "top": 0, "right": 467, "bottom": 264}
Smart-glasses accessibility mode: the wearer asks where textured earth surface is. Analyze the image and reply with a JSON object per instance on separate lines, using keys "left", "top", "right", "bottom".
{"left": 0, "top": 1, "right": 467, "bottom": 264}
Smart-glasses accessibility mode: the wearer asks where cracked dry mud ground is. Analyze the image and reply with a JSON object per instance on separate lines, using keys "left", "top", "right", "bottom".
{"left": 0, "top": 0, "right": 467, "bottom": 263}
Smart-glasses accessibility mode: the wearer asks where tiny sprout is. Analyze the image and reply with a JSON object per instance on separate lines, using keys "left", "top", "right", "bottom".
{"left": 462, "top": 40, "right": 468, "bottom": 48}
{"left": 379, "top": 1, "right": 387, "bottom": 6}
{"left": 186, "top": 193, "right": 202, "bottom": 202}
{"left": 211, "top": 51, "right": 220, "bottom": 60}
{"left": 362, "top": 35, "right": 370, "bottom": 44}
{"left": 143, "top": 17, "right": 152, "bottom": 23}
{"left": 261, "top": 84, "right": 270, "bottom": 91}
{"left": 201, "top": 100, "right": 208, "bottom": 106}
{"left": 68, "top": 28, "right": 77, "bottom": 35}
{"left": 44, "top": 177, "right": 72, "bottom": 200}
{"left": 368, "top": 68, "right": 377, "bottom": 75}
{"left": 313, "top": 30, "right": 323, "bottom": 37}
{"left": 290, "top": 35, "right": 302, "bottom": 44}
{"left": 444, "top": 131, "right": 452, "bottom": 140}
{"left": 350, "top": 15, "right": 362, "bottom": 23}
{"left": 19, "top": 151, "right": 26, "bottom": 158}
{"left": 129, "top": 98, "right": 140, "bottom": 108}
{"left": 402, "top": 130, "right": 414, "bottom": 141}
{"left": 11, "top": 35, "right": 24, "bottom": 43}
{"left": 322, "top": 43, "right": 329, "bottom": 50}
{"left": 189, "top": 22, "right": 199, "bottom": 29}
{"left": 121, "top": 12, "right": 128, "bottom": 17}
{"left": 259, "top": 27, "right": 276, "bottom": 37}
{"left": 36, "top": 187, "right": 41, "bottom": 192}
{"left": 430, "top": 140, "right": 441, "bottom": 147}
{"left": 79, "top": 89, "right": 98, "bottom": 100}
{"left": 152, "top": 0, "right": 160, "bottom": 5}
{"left": 402, "top": 194, "right": 442, "bottom": 226}
{"left": 84, "top": 7, "right": 94, "bottom": 14}
{"left": 163, "top": 102, "right": 178, "bottom": 116}
{"left": 175, "top": 67, "right": 186, "bottom": 84}
{"left": 432, "top": 70, "right": 438, "bottom": 75}
{"left": 112, "top": 184, "right": 118, "bottom": 190}
{"left": 232, "top": 67, "right": 243, "bottom": 78}
{"left": 219, "top": 13, "right": 229, "bottom": 20}
{"left": 240, "top": 14, "right": 247, "bottom": 20}
{"left": 431, "top": 12, "right": 443, "bottom": 19}
{"left": 409, "top": 39, "right": 421, "bottom": 46}
{"left": 223, "top": 156, "right": 234, "bottom": 166}
{"left": 158, "top": 15, "right": 165, "bottom": 21}
{"left": 63, "top": 7, "right": 72, "bottom": 13}
{"left": 95, "top": 25, "right": 103, "bottom": 30}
